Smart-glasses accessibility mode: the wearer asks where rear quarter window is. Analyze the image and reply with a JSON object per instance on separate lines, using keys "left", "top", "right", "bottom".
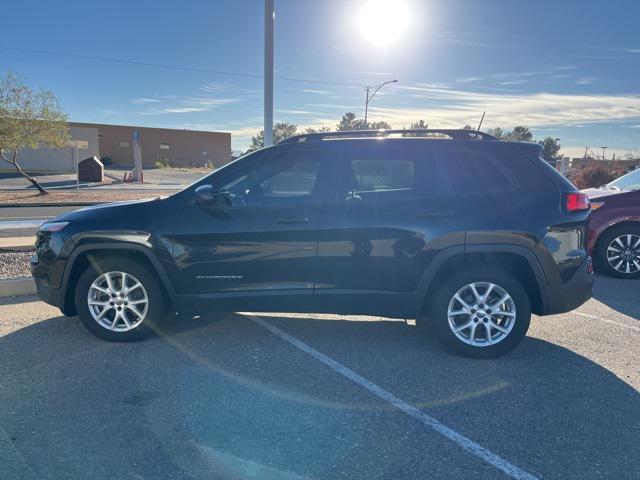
{"left": 439, "top": 148, "right": 520, "bottom": 196}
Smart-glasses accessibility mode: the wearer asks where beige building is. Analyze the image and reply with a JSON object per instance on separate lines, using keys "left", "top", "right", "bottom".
{"left": 69, "top": 122, "right": 231, "bottom": 169}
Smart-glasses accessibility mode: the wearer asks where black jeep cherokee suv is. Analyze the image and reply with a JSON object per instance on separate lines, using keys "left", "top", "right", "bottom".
{"left": 31, "top": 129, "right": 593, "bottom": 358}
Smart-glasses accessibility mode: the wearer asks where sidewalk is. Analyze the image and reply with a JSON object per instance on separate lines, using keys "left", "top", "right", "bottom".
{"left": 0, "top": 236, "right": 34, "bottom": 249}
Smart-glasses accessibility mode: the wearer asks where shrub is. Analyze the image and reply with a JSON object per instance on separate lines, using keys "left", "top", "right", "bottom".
{"left": 154, "top": 158, "right": 174, "bottom": 169}
{"left": 567, "top": 162, "right": 626, "bottom": 189}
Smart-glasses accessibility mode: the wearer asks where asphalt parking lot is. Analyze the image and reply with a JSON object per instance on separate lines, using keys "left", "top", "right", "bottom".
{"left": 1, "top": 275, "right": 639, "bottom": 480}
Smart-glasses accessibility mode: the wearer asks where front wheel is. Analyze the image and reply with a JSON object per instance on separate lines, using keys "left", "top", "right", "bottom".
{"left": 74, "top": 256, "right": 167, "bottom": 342}
{"left": 428, "top": 268, "right": 531, "bottom": 358}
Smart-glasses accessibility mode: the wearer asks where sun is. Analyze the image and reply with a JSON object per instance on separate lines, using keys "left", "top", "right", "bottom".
{"left": 358, "top": 0, "right": 410, "bottom": 47}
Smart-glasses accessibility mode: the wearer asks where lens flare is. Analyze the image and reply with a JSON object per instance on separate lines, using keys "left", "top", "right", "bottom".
{"left": 358, "top": 0, "right": 410, "bottom": 47}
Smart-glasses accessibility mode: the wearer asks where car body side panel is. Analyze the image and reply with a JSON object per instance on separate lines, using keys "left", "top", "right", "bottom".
{"left": 585, "top": 190, "right": 640, "bottom": 254}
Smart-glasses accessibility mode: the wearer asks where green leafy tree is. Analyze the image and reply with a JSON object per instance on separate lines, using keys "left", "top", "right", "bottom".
{"left": 369, "top": 120, "right": 392, "bottom": 129}
{"left": 410, "top": 120, "right": 429, "bottom": 130}
{"left": 539, "top": 137, "right": 562, "bottom": 163}
{"left": 0, "top": 72, "right": 69, "bottom": 194}
{"left": 486, "top": 127, "right": 506, "bottom": 140}
{"left": 336, "top": 112, "right": 368, "bottom": 131}
{"left": 303, "top": 126, "right": 331, "bottom": 134}
{"left": 505, "top": 126, "right": 533, "bottom": 142}
{"left": 247, "top": 122, "right": 298, "bottom": 152}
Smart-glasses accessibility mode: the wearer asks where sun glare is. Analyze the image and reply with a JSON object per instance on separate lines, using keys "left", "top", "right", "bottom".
{"left": 358, "top": 0, "right": 410, "bottom": 47}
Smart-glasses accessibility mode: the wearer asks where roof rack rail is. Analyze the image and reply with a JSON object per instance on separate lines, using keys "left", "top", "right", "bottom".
{"left": 278, "top": 128, "right": 497, "bottom": 145}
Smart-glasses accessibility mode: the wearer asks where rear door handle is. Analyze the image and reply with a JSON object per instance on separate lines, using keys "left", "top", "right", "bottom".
{"left": 276, "top": 216, "right": 311, "bottom": 225}
{"left": 417, "top": 209, "right": 455, "bottom": 218}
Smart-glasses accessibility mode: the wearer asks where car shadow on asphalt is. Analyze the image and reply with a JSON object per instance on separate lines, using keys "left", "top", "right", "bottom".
{"left": 591, "top": 273, "right": 640, "bottom": 321}
{"left": 1, "top": 310, "right": 639, "bottom": 479}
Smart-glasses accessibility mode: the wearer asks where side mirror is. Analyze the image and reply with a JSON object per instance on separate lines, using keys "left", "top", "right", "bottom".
{"left": 194, "top": 185, "right": 232, "bottom": 209}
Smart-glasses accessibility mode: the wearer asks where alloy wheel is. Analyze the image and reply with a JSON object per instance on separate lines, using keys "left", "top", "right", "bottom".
{"left": 447, "top": 282, "right": 516, "bottom": 347}
{"left": 87, "top": 271, "right": 149, "bottom": 332}
{"left": 606, "top": 234, "right": 640, "bottom": 275}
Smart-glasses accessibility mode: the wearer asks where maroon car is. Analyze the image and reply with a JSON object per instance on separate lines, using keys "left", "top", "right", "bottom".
{"left": 584, "top": 168, "right": 640, "bottom": 278}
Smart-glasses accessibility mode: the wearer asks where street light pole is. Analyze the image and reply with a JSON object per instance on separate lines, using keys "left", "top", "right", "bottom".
{"left": 601, "top": 146, "right": 608, "bottom": 160}
{"left": 264, "top": 0, "right": 274, "bottom": 147}
{"left": 364, "top": 79, "right": 398, "bottom": 125}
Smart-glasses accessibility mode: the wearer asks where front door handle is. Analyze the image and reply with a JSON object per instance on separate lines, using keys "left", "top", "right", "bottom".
{"left": 276, "top": 216, "right": 311, "bottom": 225}
{"left": 417, "top": 209, "right": 455, "bottom": 218}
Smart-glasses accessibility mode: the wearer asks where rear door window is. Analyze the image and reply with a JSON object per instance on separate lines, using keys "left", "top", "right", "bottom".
{"left": 330, "top": 143, "right": 445, "bottom": 203}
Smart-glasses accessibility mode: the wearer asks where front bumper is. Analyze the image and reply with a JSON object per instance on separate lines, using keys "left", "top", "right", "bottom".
{"left": 31, "top": 253, "right": 67, "bottom": 314}
{"left": 540, "top": 256, "right": 594, "bottom": 315}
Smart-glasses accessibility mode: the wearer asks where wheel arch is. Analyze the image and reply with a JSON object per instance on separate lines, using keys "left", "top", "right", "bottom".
{"left": 417, "top": 245, "right": 547, "bottom": 316}
{"left": 61, "top": 243, "right": 175, "bottom": 316}
{"left": 593, "top": 220, "right": 640, "bottom": 254}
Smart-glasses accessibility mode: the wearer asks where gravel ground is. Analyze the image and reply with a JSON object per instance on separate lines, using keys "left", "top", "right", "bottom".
{"left": 0, "top": 251, "right": 33, "bottom": 279}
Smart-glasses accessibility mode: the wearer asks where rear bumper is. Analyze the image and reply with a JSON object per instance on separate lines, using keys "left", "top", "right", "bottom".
{"left": 540, "top": 257, "right": 594, "bottom": 315}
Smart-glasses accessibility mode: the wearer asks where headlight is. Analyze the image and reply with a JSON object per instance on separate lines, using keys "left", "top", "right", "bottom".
{"left": 39, "top": 221, "right": 69, "bottom": 232}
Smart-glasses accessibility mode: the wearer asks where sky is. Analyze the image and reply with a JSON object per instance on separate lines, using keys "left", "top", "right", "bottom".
{"left": 2, "top": 0, "right": 640, "bottom": 157}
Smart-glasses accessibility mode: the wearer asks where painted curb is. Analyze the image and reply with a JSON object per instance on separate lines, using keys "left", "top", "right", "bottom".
{"left": 0, "top": 277, "right": 36, "bottom": 297}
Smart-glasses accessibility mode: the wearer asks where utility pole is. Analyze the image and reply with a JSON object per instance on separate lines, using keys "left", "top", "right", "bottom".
{"left": 264, "top": 0, "right": 274, "bottom": 147}
{"left": 364, "top": 80, "right": 398, "bottom": 125}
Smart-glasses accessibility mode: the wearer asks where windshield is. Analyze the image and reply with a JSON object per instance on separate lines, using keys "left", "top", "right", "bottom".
{"left": 607, "top": 168, "right": 640, "bottom": 191}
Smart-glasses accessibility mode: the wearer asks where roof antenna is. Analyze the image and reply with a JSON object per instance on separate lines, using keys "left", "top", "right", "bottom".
{"left": 476, "top": 111, "right": 486, "bottom": 131}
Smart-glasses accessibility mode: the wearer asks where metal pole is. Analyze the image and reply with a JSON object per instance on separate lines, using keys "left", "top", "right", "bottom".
{"left": 364, "top": 86, "right": 370, "bottom": 125}
{"left": 264, "top": 0, "right": 274, "bottom": 147}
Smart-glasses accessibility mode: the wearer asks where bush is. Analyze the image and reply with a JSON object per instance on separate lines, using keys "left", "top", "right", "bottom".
{"left": 567, "top": 162, "right": 626, "bottom": 189}
{"left": 154, "top": 158, "right": 174, "bottom": 169}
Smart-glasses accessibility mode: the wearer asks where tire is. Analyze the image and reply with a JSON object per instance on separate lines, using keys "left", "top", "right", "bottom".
{"left": 74, "top": 256, "right": 167, "bottom": 342}
{"left": 428, "top": 268, "right": 531, "bottom": 358}
{"left": 594, "top": 225, "right": 640, "bottom": 279}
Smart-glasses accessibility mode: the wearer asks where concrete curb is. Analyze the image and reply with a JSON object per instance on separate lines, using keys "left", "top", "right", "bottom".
{"left": 0, "top": 277, "right": 36, "bottom": 297}
{"left": 0, "top": 202, "right": 102, "bottom": 208}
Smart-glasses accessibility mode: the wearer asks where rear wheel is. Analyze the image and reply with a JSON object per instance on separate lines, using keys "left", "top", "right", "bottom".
{"left": 74, "top": 256, "right": 167, "bottom": 341}
{"left": 428, "top": 268, "right": 531, "bottom": 358}
{"left": 595, "top": 225, "right": 640, "bottom": 279}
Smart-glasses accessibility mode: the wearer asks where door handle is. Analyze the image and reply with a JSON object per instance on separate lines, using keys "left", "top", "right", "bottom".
{"left": 417, "top": 209, "right": 455, "bottom": 218}
{"left": 276, "top": 216, "right": 311, "bottom": 224}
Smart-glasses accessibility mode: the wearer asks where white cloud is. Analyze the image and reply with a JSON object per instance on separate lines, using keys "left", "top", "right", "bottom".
{"left": 575, "top": 77, "right": 598, "bottom": 85}
{"left": 130, "top": 97, "right": 161, "bottom": 104}
{"left": 360, "top": 85, "right": 640, "bottom": 131}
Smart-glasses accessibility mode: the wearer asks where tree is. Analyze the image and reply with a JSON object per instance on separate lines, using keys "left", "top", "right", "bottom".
{"left": 538, "top": 137, "right": 562, "bottom": 163}
{"left": 336, "top": 112, "right": 367, "bottom": 131}
{"left": 505, "top": 126, "right": 533, "bottom": 142}
{"left": 486, "top": 127, "right": 506, "bottom": 140}
{"left": 0, "top": 72, "right": 69, "bottom": 194}
{"left": 303, "top": 126, "right": 331, "bottom": 134}
{"left": 410, "top": 120, "right": 429, "bottom": 130}
{"left": 246, "top": 122, "right": 298, "bottom": 152}
{"left": 369, "top": 120, "right": 392, "bottom": 129}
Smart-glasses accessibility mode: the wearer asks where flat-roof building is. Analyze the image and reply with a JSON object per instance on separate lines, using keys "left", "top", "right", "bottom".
{"left": 70, "top": 122, "right": 231, "bottom": 169}
{"left": 0, "top": 122, "right": 231, "bottom": 173}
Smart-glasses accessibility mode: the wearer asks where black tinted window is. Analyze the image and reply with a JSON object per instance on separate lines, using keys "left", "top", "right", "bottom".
{"left": 333, "top": 144, "right": 441, "bottom": 203}
{"left": 350, "top": 159, "right": 415, "bottom": 193}
{"left": 442, "top": 149, "right": 519, "bottom": 195}
{"left": 210, "top": 151, "right": 321, "bottom": 206}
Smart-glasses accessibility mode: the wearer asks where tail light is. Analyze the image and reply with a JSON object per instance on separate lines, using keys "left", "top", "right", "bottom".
{"left": 564, "top": 193, "right": 590, "bottom": 212}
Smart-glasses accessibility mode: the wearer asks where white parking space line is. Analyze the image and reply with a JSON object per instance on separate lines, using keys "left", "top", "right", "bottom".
{"left": 249, "top": 314, "right": 538, "bottom": 480}
{"left": 573, "top": 311, "right": 640, "bottom": 333}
